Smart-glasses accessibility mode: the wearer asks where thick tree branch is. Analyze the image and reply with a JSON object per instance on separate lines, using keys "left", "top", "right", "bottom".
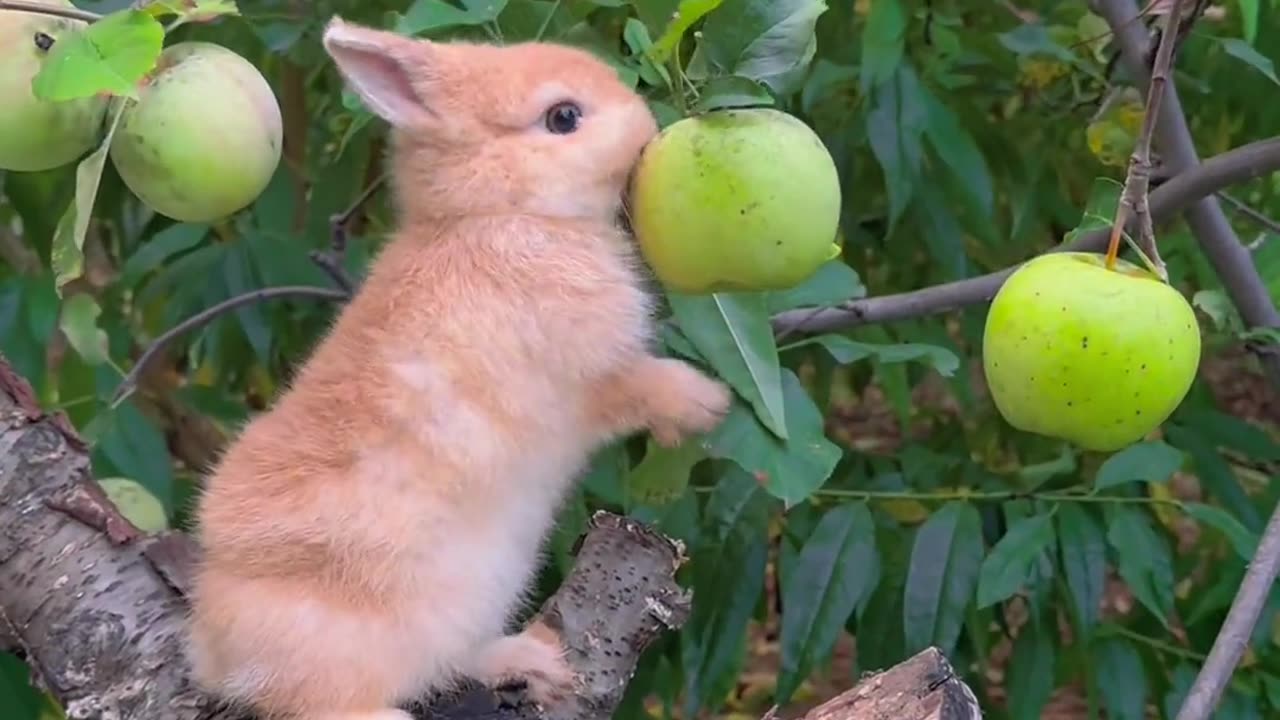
{"left": 770, "top": 136, "right": 1280, "bottom": 335}
{"left": 1091, "top": 2, "right": 1280, "bottom": 718}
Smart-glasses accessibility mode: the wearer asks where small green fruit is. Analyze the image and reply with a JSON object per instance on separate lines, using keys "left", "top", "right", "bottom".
{"left": 982, "top": 252, "right": 1202, "bottom": 452}
{"left": 0, "top": 0, "right": 108, "bottom": 172}
{"left": 110, "top": 41, "right": 283, "bottom": 222}
{"left": 628, "top": 107, "right": 842, "bottom": 294}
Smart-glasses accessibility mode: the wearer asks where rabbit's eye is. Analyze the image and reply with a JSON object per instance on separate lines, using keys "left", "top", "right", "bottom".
{"left": 545, "top": 102, "right": 582, "bottom": 134}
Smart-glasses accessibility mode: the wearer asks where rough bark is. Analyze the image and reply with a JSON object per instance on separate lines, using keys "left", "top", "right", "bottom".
{"left": 0, "top": 353, "right": 981, "bottom": 720}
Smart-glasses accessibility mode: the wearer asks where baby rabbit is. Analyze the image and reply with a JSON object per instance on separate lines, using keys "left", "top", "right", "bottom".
{"left": 184, "top": 15, "right": 731, "bottom": 720}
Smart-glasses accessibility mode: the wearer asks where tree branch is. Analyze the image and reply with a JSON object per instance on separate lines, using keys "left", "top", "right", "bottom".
{"left": 109, "top": 286, "right": 349, "bottom": 406}
{"left": 770, "top": 136, "right": 1280, "bottom": 336}
{"left": 0, "top": 0, "right": 100, "bottom": 22}
{"left": 1091, "top": 2, "right": 1280, "bottom": 718}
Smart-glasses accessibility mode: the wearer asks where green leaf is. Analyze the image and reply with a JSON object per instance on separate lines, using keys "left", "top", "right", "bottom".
{"left": 648, "top": 0, "right": 725, "bottom": 64}
{"left": 692, "top": 75, "right": 775, "bottom": 113}
{"left": 1218, "top": 36, "right": 1280, "bottom": 86}
{"left": 1237, "top": 0, "right": 1259, "bottom": 44}
{"left": 58, "top": 293, "right": 110, "bottom": 366}
{"left": 1166, "top": 423, "right": 1262, "bottom": 531}
{"left": 1006, "top": 618, "right": 1055, "bottom": 720}
{"left": 765, "top": 260, "right": 866, "bottom": 313}
{"left": 51, "top": 100, "right": 128, "bottom": 292}
{"left": 700, "top": 0, "right": 828, "bottom": 95}
{"left": 706, "top": 368, "right": 840, "bottom": 507}
{"left": 396, "top": 0, "right": 508, "bottom": 35}
{"left": 903, "top": 501, "right": 983, "bottom": 654}
{"left": 669, "top": 291, "right": 787, "bottom": 438}
{"left": 866, "top": 62, "right": 925, "bottom": 229}
{"left": 1093, "top": 635, "right": 1147, "bottom": 720}
{"left": 1055, "top": 504, "right": 1106, "bottom": 637}
{"left": 787, "top": 334, "right": 959, "bottom": 376}
{"left": 86, "top": 401, "right": 175, "bottom": 510}
{"left": 1094, "top": 440, "right": 1184, "bottom": 490}
{"left": 137, "top": 0, "right": 240, "bottom": 27}
{"left": 922, "top": 89, "right": 993, "bottom": 215}
{"left": 1106, "top": 506, "right": 1175, "bottom": 627}
{"left": 1181, "top": 502, "right": 1259, "bottom": 561}
{"left": 120, "top": 223, "right": 209, "bottom": 287}
{"left": 976, "top": 514, "right": 1055, "bottom": 608}
{"left": 858, "top": 0, "right": 906, "bottom": 91}
{"left": 31, "top": 10, "right": 165, "bottom": 101}
{"left": 624, "top": 437, "right": 706, "bottom": 507}
{"left": 1063, "top": 176, "right": 1123, "bottom": 244}
{"left": 682, "top": 467, "right": 774, "bottom": 716}
{"left": 776, "top": 502, "right": 880, "bottom": 702}
{"left": 998, "top": 24, "right": 1076, "bottom": 63}
{"left": 97, "top": 477, "right": 169, "bottom": 533}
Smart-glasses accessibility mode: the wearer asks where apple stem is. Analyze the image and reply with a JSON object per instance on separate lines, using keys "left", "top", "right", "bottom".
{"left": 0, "top": 0, "right": 101, "bottom": 23}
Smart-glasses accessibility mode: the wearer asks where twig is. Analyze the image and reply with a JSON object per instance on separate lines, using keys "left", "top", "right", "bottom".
{"left": 769, "top": 136, "right": 1280, "bottom": 336}
{"left": 1093, "top": 1, "right": 1280, "bottom": 718}
{"left": 312, "top": 173, "right": 387, "bottom": 294}
{"left": 1102, "top": 0, "right": 1188, "bottom": 279}
{"left": 1218, "top": 191, "right": 1280, "bottom": 237}
{"left": 110, "top": 286, "right": 349, "bottom": 406}
{"left": 0, "top": 0, "right": 101, "bottom": 22}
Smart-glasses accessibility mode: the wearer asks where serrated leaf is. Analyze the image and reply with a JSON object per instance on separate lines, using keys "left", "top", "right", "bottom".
{"left": 922, "top": 89, "right": 993, "bottom": 215}
{"left": 706, "top": 368, "right": 840, "bottom": 507}
{"left": 976, "top": 514, "right": 1055, "bottom": 608}
{"left": 51, "top": 100, "right": 128, "bottom": 292}
{"left": 998, "top": 24, "right": 1077, "bottom": 63}
{"left": 858, "top": 0, "right": 906, "bottom": 91}
{"left": 1106, "top": 506, "right": 1175, "bottom": 627}
{"left": 776, "top": 502, "right": 880, "bottom": 702}
{"left": 648, "top": 0, "right": 725, "bottom": 64}
{"left": 682, "top": 467, "right": 773, "bottom": 716}
{"left": 1094, "top": 635, "right": 1147, "bottom": 720}
{"left": 1094, "top": 440, "right": 1184, "bottom": 490}
{"left": 1193, "top": 289, "right": 1244, "bottom": 334}
{"left": 700, "top": 0, "right": 827, "bottom": 95}
{"left": 31, "top": 10, "right": 165, "bottom": 101}
{"left": 1218, "top": 36, "right": 1280, "bottom": 86}
{"left": 692, "top": 75, "right": 775, "bottom": 113}
{"left": 765, "top": 260, "right": 866, "bottom": 313}
{"left": 866, "top": 62, "right": 926, "bottom": 229}
{"left": 1056, "top": 504, "right": 1106, "bottom": 636}
{"left": 624, "top": 437, "right": 705, "bottom": 507}
{"left": 97, "top": 477, "right": 168, "bottom": 533}
{"left": 903, "top": 501, "right": 983, "bottom": 654}
{"left": 669, "top": 291, "right": 787, "bottom": 438}
{"left": 1181, "top": 502, "right": 1259, "bottom": 561}
{"left": 1007, "top": 618, "right": 1054, "bottom": 720}
{"left": 787, "top": 333, "right": 959, "bottom": 376}
{"left": 58, "top": 293, "right": 110, "bottom": 365}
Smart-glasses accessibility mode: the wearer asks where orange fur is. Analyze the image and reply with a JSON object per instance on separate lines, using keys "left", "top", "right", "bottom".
{"left": 185, "top": 16, "right": 730, "bottom": 720}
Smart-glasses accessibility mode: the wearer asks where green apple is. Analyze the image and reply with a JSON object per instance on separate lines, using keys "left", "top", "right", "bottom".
{"left": 982, "top": 251, "right": 1201, "bottom": 452}
{"left": 110, "top": 41, "right": 282, "bottom": 223}
{"left": 0, "top": 0, "right": 108, "bottom": 172}
{"left": 628, "top": 107, "right": 842, "bottom": 294}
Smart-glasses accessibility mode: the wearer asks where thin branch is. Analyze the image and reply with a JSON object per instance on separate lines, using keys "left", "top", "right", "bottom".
{"left": 769, "top": 136, "right": 1280, "bottom": 336}
{"left": 1218, "top": 191, "right": 1280, "bottom": 237}
{"left": 1103, "top": 0, "right": 1188, "bottom": 278}
{"left": 312, "top": 173, "right": 387, "bottom": 294}
{"left": 0, "top": 0, "right": 101, "bottom": 22}
{"left": 1093, "top": 1, "right": 1280, "bottom": 718}
{"left": 110, "top": 286, "right": 348, "bottom": 406}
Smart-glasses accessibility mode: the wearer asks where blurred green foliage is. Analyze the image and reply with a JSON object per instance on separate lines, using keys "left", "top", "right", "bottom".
{"left": 5, "top": 1, "right": 1280, "bottom": 719}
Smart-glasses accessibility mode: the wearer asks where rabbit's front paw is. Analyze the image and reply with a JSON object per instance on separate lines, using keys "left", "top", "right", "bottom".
{"left": 646, "top": 360, "right": 732, "bottom": 446}
{"left": 472, "top": 624, "right": 577, "bottom": 708}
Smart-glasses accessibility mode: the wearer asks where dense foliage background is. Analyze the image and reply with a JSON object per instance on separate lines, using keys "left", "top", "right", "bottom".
{"left": 4, "top": 0, "right": 1280, "bottom": 718}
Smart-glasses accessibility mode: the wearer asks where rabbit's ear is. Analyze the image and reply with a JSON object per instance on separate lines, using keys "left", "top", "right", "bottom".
{"left": 322, "top": 18, "right": 437, "bottom": 128}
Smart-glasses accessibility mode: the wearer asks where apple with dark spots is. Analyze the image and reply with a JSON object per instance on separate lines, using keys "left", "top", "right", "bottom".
{"left": 110, "top": 41, "right": 282, "bottom": 223}
{"left": 982, "top": 251, "right": 1202, "bottom": 452}
{"left": 627, "top": 107, "right": 842, "bottom": 294}
{"left": 0, "top": 0, "right": 108, "bottom": 172}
